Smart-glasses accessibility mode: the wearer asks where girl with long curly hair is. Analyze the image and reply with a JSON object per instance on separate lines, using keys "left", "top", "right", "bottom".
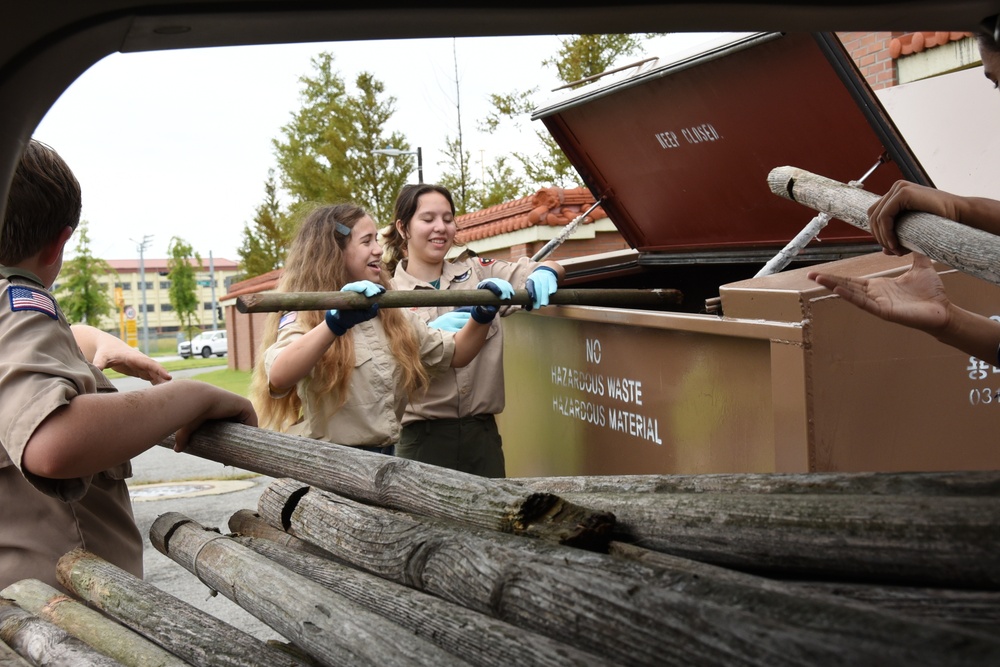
{"left": 249, "top": 203, "right": 509, "bottom": 454}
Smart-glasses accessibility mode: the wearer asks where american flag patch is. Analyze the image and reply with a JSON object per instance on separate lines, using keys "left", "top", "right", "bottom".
{"left": 278, "top": 311, "right": 297, "bottom": 330}
{"left": 9, "top": 285, "right": 57, "bottom": 319}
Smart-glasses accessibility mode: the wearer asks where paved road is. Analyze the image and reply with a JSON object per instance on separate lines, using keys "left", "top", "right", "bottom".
{"left": 114, "top": 365, "right": 287, "bottom": 643}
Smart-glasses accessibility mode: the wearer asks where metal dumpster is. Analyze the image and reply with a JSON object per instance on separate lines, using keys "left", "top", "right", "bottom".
{"left": 498, "top": 31, "right": 999, "bottom": 476}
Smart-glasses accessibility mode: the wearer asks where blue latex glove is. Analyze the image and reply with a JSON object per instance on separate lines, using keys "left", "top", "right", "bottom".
{"left": 525, "top": 266, "right": 559, "bottom": 311}
{"left": 428, "top": 308, "right": 473, "bottom": 333}
{"left": 325, "top": 280, "right": 385, "bottom": 336}
{"left": 473, "top": 278, "right": 514, "bottom": 324}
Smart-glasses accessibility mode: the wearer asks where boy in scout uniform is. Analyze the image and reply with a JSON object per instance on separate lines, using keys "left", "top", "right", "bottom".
{"left": 0, "top": 139, "right": 257, "bottom": 591}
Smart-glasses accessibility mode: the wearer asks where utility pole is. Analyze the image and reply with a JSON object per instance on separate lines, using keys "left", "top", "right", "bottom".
{"left": 130, "top": 235, "right": 153, "bottom": 355}
{"left": 209, "top": 250, "right": 217, "bottom": 331}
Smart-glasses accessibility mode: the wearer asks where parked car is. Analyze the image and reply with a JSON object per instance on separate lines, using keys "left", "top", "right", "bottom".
{"left": 178, "top": 330, "right": 227, "bottom": 359}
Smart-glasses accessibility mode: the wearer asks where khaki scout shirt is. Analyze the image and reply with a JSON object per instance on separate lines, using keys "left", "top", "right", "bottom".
{"left": 393, "top": 255, "right": 539, "bottom": 424}
{"left": 264, "top": 309, "right": 455, "bottom": 447}
{"left": 0, "top": 269, "right": 141, "bottom": 591}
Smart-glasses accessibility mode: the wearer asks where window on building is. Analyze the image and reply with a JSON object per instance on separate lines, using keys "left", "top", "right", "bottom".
{"left": 203, "top": 302, "right": 214, "bottom": 310}
{"left": 114, "top": 281, "right": 132, "bottom": 290}
{"left": 142, "top": 281, "right": 153, "bottom": 290}
{"left": 144, "top": 303, "right": 155, "bottom": 312}
{"left": 159, "top": 281, "right": 170, "bottom": 289}
{"left": 160, "top": 303, "right": 173, "bottom": 311}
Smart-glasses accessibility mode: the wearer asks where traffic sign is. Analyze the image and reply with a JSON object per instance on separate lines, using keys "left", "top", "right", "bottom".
{"left": 124, "top": 305, "right": 136, "bottom": 320}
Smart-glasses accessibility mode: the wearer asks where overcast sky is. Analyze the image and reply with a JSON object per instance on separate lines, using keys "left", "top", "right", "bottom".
{"left": 33, "top": 33, "right": 728, "bottom": 264}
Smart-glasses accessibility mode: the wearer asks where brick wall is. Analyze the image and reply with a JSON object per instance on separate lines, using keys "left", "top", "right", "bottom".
{"left": 837, "top": 32, "right": 900, "bottom": 90}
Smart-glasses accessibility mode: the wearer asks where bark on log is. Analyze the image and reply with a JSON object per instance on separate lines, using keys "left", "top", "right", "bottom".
{"left": 556, "top": 491, "right": 1000, "bottom": 589}
{"left": 150, "top": 512, "right": 465, "bottom": 667}
{"left": 0, "top": 598, "right": 122, "bottom": 666}
{"left": 56, "top": 549, "right": 307, "bottom": 667}
{"left": 1, "top": 579, "right": 187, "bottom": 667}
{"left": 161, "top": 423, "right": 614, "bottom": 550}
{"left": 610, "top": 542, "right": 1000, "bottom": 637}
{"left": 512, "top": 470, "right": 1000, "bottom": 496}
{"left": 767, "top": 166, "right": 1000, "bottom": 286}
{"left": 0, "top": 639, "right": 31, "bottom": 667}
{"left": 257, "top": 478, "right": 1000, "bottom": 667}
{"left": 228, "top": 509, "right": 336, "bottom": 559}
{"left": 236, "top": 288, "right": 682, "bottom": 313}
{"left": 231, "top": 530, "right": 608, "bottom": 667}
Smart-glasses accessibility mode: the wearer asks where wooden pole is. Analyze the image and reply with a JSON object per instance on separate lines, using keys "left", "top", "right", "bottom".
{"left": 236, "top": 287, "right": 682, "bottom": 313}
{"left": 256, "top": 478, "right": 1000, "bottom": 667}
{"left": 150, "top": 513, "right": 466, "bottom": 667}
{"left": 555, "top": 491, "right": 1000, "bottom": 589}
{"left": 1, "top": 579, "right": 186, "bottom": 667}
{"left": 228, "top": 509, "right": 335, "bottom": 559}
{"left": 56, "top": 549, "right": 308, "bottom": 667}
{"left": 609, "top": 542, "right": 1000, "bottom": 637}
{"left": 227, "top": 518, "right": 605, "bottom": 667}
{"left": 767, "top": 166, "right": 1000, "bottom": 286}
{"left": 0, "top": 639, "right": 32, "bottom": 667}
{"left": 512, "top": 470, "right": 1000, "bottom": 496}
{"left": 0, "top": 598, "right": 121, "bottom": 666}
{"left": 161, "top": 423, "right": 614, "bottom": 550}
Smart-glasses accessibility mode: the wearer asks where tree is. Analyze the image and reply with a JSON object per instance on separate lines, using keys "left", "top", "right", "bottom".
{"left": 56, "top": 220, "right": 117, "bottom": 326}
{"left": 481, "top": 34, "right": 653, "bottom": 188}
{"left": 273, "top": 53, "right": 410, "bottom": 226}
{"left": 238, "top": 169, "right": 296, "bottom": 279}
{"left": 166, "top": 237, "right": 202, "bottom": 340}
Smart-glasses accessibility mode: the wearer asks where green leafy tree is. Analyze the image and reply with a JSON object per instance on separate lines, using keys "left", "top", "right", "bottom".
{"left": 481, "top": 34, "right": 653, "bottom": 188}
{"left": 238, "top": 169, "right": 296, "bottom": 279}
{"left": 166, "top": 237, "right": 202, "bottom": 340}
{"left": 56, "top": 220, "right": 117, "bottom": 326}
{"left": 273, "top": 53, "right": 410, "bottom": 226}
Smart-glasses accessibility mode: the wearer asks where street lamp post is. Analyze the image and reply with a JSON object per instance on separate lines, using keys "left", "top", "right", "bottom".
{"left": 129, "top": 234, "right": 153, "bottom": 355}
{"left": 372, "top": 146, "right": 423, "bottom": 183}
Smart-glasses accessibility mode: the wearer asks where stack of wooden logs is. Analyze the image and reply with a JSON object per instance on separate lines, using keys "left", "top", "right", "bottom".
{"left": 2, "top": 421, "right": 999, "bottom": 666}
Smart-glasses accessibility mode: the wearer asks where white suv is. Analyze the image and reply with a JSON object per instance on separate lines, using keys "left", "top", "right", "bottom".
{"left": 178, "top": 330, "right": 228, "bottom": 359}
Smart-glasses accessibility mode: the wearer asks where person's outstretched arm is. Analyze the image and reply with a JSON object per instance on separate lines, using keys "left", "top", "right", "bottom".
{"left": 22, "top": 380, "right": 256, "bottom": 479}
{"left": 868, "top": 181, "right": 1000, "bottom": 255}
{"left": 71, "top": 324, "right": 171, "bottom": 384}
{"left": 808, "top": 254, "right": 1000, "bottom": 363}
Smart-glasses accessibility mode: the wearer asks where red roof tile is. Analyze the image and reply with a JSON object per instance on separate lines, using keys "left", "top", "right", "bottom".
{"left": 889, "top": 32, "right": 973, "bottom": 59}
{"left": 456, "top": 187, "right": 606, "bottom": 243}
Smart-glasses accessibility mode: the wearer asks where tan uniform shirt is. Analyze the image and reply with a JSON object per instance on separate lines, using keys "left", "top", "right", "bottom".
{"left": 0, "top": 269, "right": 141, "bottom": 591}
{"left": 393, "top": 255, "right": 539, "bottom": 424}
{"left": 264, "top": 309, "right": 455, "bottom": 447}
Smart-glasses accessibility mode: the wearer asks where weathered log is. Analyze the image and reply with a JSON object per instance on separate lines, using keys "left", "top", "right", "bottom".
{"left": 1, "top": 579, "right": 186, "bottom": 667}
{"left": 0, "top": 598, "right": 122, "bottom": 666}
{"left": 767, "top": 166, "right": 1000, "bottom": 286}
{"left": 0, "top": 638, "right": 31, "bottom": 667}
{"left": 610, "top": 542, "right": 1000, "bottom": 637}
{"left": 258, "top": 478, "right": 1000, "bottom": 667}
{"left": 161, "top": 423, "right": 613, "bottom": 550}
{"left": 557, "top": 490, "right": 1000, "bottom": 589}
{"left": 150, "top": 513, "right": 465, "bottom": 667}
{"left": 798, "top": 581, "right": 1000, "bottom": 636}
{"left": 228, "top": 509, "right": 337, "bottom": 559}
{"left": 230, "top": 529, "right": 608, "bottom": 667}
{"left": 56, "top": 549, "right": 307, "bottom": 667}
{"left": 236, "top": 287, "right": 682, "bottom": 313}
{"left": 513, "top": 470, "right": 1000, "bottom": 496}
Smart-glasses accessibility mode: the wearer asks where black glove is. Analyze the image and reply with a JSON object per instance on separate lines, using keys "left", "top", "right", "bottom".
{"left": 472, "top": 278, "right": 514, "bottom": 324}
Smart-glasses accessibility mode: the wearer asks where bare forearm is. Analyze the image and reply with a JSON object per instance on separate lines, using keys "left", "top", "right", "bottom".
{"left": 268, "top": 324, "right": 336, "bottom": 391}
{"left": 935, "top": 305, "right": 1000, "bottom": 365}
{"left": 451, "top": 321, "right": 490, "bottom": 367}
{"left": 69, "top": 324, "right": 112, "bottom": 362}
{"left": 953, "top": 196, "right": 1000, "bottom": 237}
{"left": 22, "top": 380, "right": 248, "bottom": 478}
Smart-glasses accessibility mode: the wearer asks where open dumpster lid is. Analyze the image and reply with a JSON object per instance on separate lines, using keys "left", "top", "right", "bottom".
{"left": 532, "top": 32, "right": 930, "bottom": 255}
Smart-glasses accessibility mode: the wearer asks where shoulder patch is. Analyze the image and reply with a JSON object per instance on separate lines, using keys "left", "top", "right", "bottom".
{"left": 8, "top": 285, "right": 57, "bottom": 319}
{"left": 478, "top": 257, "right": 496, "bottom": 266}
{"left": 278, "top": 311, "right": 298, "bottom": 330}
{"left": 452, "top": 269, "right": 473, "bottom": 284}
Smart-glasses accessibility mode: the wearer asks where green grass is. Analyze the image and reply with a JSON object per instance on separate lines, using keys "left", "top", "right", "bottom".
{"left": 104, "top": 358, "right": 253, "bottom": 397}
{"left": 188, "top": 368, "right": 252, "bottom": 396}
